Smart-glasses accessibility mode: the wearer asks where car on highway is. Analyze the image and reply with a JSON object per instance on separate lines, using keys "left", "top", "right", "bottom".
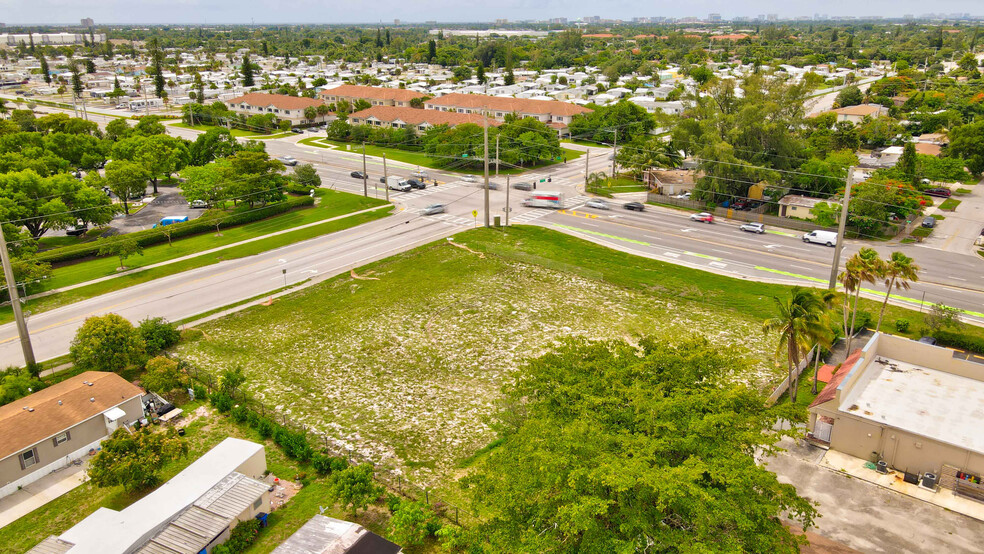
{"left": 460, "top": 175, "right": 477, "bottom": 183}
{"left": 479, "top": 181, "right": 500, "bottom": 190}
{"left": 351, "top": 171, "right": 367, "bottom": 179}
{"left": 624, "top": 202, "right": 645, "bottom": 212}
{"left": 512, "top": 181, "right": 533, "bottom": 191}
{"left": 389, "top": 180, "right": 412, "bottom": 192}
{"left": 407, "top": 179, "right": 426, "bottom": 190}
{"left": 277, "top": 156, "right": 298, "bottom": 166}
{"left": 422, "top": 204, "right": 445, "bottom": 215}
{"left": 802, "top": 230, "right": 838, "bottom": 247}
{"left": 189, "top": 199, "right": 208, "bottom": 209}
{"left": 690, "top": 212, "right": 714, "bottom": 223}
{"left": 739, "top": 222, "right": 765, "bottom": 234}
{"left": 924, "top": 188, "right": 952, "bottom": 198}
{"left": 65, "top": 223, "right": 88, "bottom": 236}
{"left": 922, "top": 216, "right": 936, "bottom": 228}
{"left": 411, "top": 171, "right": 429, "bottom": 180}
{"left": 585, "top": 198, "right": 610, "bottom": 210}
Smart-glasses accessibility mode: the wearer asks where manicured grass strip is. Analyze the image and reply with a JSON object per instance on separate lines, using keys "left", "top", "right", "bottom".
{"left": 0, "top": 207, "right": 393, "bottom": 326}
{"left": 170, "top": 122, "right": 278, "bottom": 137}
{"left": 939, "top": 198, "right": 961, "bottom": 211}
{"left": 552, "top": 223, "right": 650, "bottom": 245}
{"left": 755, "top": 266, "right": 828, "bottom": 284}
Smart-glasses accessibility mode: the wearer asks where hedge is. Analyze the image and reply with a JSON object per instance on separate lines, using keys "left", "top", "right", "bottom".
{"left": 932, "top": 330, "right": 984, "bottom": 355}
{"left": 39, "top": 196, "right": 315, "bottom": 265}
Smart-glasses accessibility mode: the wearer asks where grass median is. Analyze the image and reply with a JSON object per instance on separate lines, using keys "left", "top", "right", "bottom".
{"left": 0, "top": 198, "right": 393, "bottom": 325}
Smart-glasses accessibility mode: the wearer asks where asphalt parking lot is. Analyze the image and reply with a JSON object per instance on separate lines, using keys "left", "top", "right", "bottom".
{"left": 109, "top": 184, "right": 205, "bottom": 232}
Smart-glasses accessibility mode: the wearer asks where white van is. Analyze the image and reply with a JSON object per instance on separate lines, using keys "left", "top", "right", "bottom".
{"left": 802, "top": 230, "right": 838, "bottom": 247}
{"left": 387, "top": 177, "right": 411, "bottom": 192}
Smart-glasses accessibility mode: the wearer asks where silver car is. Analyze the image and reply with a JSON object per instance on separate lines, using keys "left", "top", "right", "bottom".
{"left": 739, "top": 222, "right": 765, "bottom": 234}
{"left": 585, "top": 198, "right": 610, "bottom": 210}
{"left": 422, "top": 204, "right": 445, "bottom": 215}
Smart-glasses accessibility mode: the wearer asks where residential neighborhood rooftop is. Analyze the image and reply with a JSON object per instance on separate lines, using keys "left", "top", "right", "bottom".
{"left": 226, "top": 92, "right": 325, "bottom": 110}
{"left": 349, "top": 105, "right": 502, "bottom": 127}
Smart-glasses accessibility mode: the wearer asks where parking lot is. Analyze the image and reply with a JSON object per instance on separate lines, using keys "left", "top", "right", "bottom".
{"left": 109, "top": 184, "right": 206, "bottom": 233}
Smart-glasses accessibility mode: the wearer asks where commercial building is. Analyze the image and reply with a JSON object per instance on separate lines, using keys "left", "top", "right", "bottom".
{"left": 423, "top": 93, "right": 591, "bottom": 136}
{"left": 0, "top": 371, "right": 144, "bottom": 499}
{"left": 225, "top": 92, "right": 327, "bottom": 126}
{"left": 319, "top": 84, "right": 427, "bottom": 108}
{"left": 29, "top": 438, "right": 271, "bottom": 554}
{"left": 825, "top": 103, "right": 890, "bottom": 124}
{"left": 348, "top": 105, "right": 501, "bottom": 132}
{"left": 0, "top": 33, "right": 105, "bottom": 46}
{"left": 272, "top": 515, "right": 401, "bottom": 554}
{"left": 809, "top": 333, "right": 984, "bottom": 496}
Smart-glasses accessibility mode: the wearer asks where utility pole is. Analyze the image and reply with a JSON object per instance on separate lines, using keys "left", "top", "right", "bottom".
{"left": 828, "top": 166, "right": 856, "bottom": 290}
{"left": 0, "top": 225, "right": 35, "bottom": 366}
{"left": 584, "top": 149, "right": 590, "bottom": 191}
{"left": 382, "top": 153, "right": 390, "bottom": 202}
{"left": 505, "top": 175, "right": 510, "bottom": 226}
{"left": 361, "top": 143, "right": 368, "bottom": 197}
{"left": 611, "top": 131, "right": 618, "bottom": 181}
{"left": 495, "top": 134, "right": 500, "bottom": 177}
{"left": 483, "top": 117, "right": 490, "bottom": 228}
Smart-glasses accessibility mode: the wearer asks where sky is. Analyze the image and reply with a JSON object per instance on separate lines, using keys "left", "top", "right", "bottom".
{"left": 0, "top": 0, "right": 981, "bottom": 26}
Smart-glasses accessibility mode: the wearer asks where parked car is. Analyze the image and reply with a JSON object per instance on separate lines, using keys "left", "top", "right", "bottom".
{"left": 407, "top": 179, "right": 426, "bottom": 190}
{"left": 918, "top": 336, "right": 938, "bottom": 346}
{"left": 585, "top": 198, "right": 610, "bottom": 210}
{"left": 922, "top": 216, "right": 936, "bottom": 228}
{"left": 731, "top": 200, "right": 750, "bottom": 210}
{"left": 65, "top": 223, "right": 88, "bottom": 236}
{"left": 512, "top": 181, "right": 534, "bottom": 191}
{"left": 189, "top": 199, "right": 208, "bottom": 209}
{"left": 351, "top": 171, "right": 367, "bottom": 179}
{"left": 277, "top": 156, "right": 298, "bottom": 166}
{"left": 128, "top": 190, "right": 145, "bottom": 200}
{"left": 924, "top": 188, "right": 951, "bottom": 198}
{"left": 291, "top": 128, "right": 303, "bottom": 134}
{"left": 802, "top": 230, "right": 838, "bottom": 247}
{"left": 389, "top": 180, "right": 412, "bottom": 192}
{"left": 690, "top": 212, "right": 714, "bottom": 223}
{"left": 422, "top": 204, "right": 445, "bottom": 215}
{"left": 739, "top": 222, "right": 765, "bottom": 234}
{"left": 671, "top": 192, "right": 691, "bottom": 199}
{"left": 624, "top": 202, "right": 645, "bottom": 212}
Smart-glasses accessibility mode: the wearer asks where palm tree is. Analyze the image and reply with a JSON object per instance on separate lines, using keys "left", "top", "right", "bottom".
{"left": 876, "top": 252, "right": 920, "bottom": 332}
{"left": 763, "top": 287, "right": 833, "bottom": 403}
{"left": 844, "top": 248, "right": 883, "bottom": 354}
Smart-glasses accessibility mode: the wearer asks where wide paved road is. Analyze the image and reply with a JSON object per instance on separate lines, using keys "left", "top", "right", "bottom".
{"left": 0, "top": 103, "right": 982, "bottom": 365}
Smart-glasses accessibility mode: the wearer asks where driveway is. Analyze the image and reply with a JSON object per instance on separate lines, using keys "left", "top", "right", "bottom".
{"left": 761, "top": 438, "right": 984, "bottom": 554}
{"left": 110, "top": 184, "right": 205, "bottom": 233}
{"left": 919, "top": 179, "right": 983, "bottom": 255}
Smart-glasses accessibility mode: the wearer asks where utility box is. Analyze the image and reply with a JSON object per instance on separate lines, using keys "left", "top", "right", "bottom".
{"left": 494, "top": 216, "right": 501, "bottom": 228}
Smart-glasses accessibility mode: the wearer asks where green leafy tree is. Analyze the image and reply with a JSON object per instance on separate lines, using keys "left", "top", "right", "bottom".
{"left": 188, "top": 127, "right": 241, "bottom": 166}
{"left": 388, "top": 501, "right": 437, "bottom": 547}
{"left": 326, "top": 464, "right": 383, "bottom": 516}
{"left": 98, "top": 235, "right": 143, "bottom": 271}
{"left": 242, "top": 51, "right": 255, "bottom": 87}
{"left": 70, "top": 313, "right": 146, "bottom": 373}
{"left": 149, "top": 39, "right": 166, "bottom": 98}
{"left": 834, "top": 85, "right": 864, "bottom": 108}
{"left": 218, "top": 365, "right": 246, "bottom": 395}
{"left": 948, "top": 120, "right": 984, "bottom": 175}
{"left": 179, "top": 162, "right": 230, "bottom": 205}
{"left": 292, "top": 164, "right": 321, "bottom": 189}
{"left": 303, "top": 106, "right": 317, "bottom": 121}
{"left": 69, "top": 59, "right": 84, "bottom": 98}
{"left": 898, "top": 141, "right": 917, "bottom": 185}
{"left": 0, "top": 170, "right": 114, "bottom": 238}
{"left": 841, "top": 248, "right": 884, "bottom": 353}
{"left": 138, "top": 316, "right": 181, "bottom": 354}
{"left": 427, "top": 40, "right": 437, "bottom": 62}
{"left": 88, "top": 428, "right": 188, "bottom": 492}
{"left": 463, "top": 337, "right": 817, "bottom": 552}
{"left": 876, "top": 252, "right": 919, "bottom": 332}
{"left": 104, "top": 160, "right": 149, "bottom": 214}
{"left": 142, "top": 356, "right": 184, "bottom": 401}
{"left": 38, "top": 53, "right": 51, "bottom": 84}
{"left": 809, "top": 201, "right": 841, "bottom": 227}
{"left": 105, "top": 118, "right": 133, "bottom": 141}
{"left": 925, "top": 302, "right": 962, "bottom": 333}
{"left": 615, "top": 136, "right": 682, "bottom": 177}
{"left": 762, "top": 287, "right": 833, "bottom": 403}
{"left": 0, "top": 368, "right": 46, "bottom": 405}
{"left": 133, "top": 116, "right": 167, "bottom": 136}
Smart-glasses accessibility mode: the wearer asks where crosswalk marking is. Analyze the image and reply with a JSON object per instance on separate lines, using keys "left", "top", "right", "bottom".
{"left": 394, "top": 182, "right": 463, "bottom": 200}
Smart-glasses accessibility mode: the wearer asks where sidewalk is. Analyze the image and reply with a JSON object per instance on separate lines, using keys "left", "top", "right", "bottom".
{"left": 0, "top": 463, "right": 88, "bottom": 529}
{"left": 25, "top": 203, "right": 393, "bottom": 302}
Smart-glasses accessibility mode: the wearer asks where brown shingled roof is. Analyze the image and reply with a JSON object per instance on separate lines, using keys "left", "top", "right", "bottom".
{"left": 349, "top": 106, "right": 501, "bottom": 127}
{"left": 226, "top": 92, "right": 324, "bottom": 110}
{"left": 809, "top": 349, "right": 863, "bottom": 409}
{"left": 424, "top": 93, "right": 592, "bottom": 117}
{"left": 0, "top": 371, "right": 144, "bottom": 461}
{"left": 319, "top": 85, "right": 427, "bottom": 103}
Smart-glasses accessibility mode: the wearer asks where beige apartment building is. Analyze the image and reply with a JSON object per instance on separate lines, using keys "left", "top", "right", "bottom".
{"left": 348, "top": 105, "right": 501, "bottom": 132}
{"left": 225, "top": 92, "right": 328, "bottom": 126}
{"left": 423, "top": 93, "right": 592, "bottom": 135}
{"left": 319, "top": 84, "right": 427, "bottom": 108}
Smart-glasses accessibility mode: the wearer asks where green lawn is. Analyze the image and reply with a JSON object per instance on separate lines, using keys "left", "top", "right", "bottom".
{"left": 939, "top": 198, "right": 962, "bottom": 211}
{"left": 0, "top": 193, "right": 392, "bottom": 325}
{"left": 587, "top": 176, "right": 650, "bottom": 197}
{"left": 297, "top": 137, "right": 584, "bottom": 175}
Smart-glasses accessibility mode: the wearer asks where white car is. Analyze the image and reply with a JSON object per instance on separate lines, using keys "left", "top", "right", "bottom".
{"left": 460, "top": 175, "right": 477, "bottom": 183}
{"left": 671, "top": 192, "right": 691, "bottom": 199}
{"left": 739, "top": 222, "right": 765, "bottom": 234}
{"left": 422, "top": 204, "right": 445, "bottom": 215}
{"left": 412, "top": 171, "right": 429, "bottom": 180}
{"left": 585, "top": 199, "right": 610, "bottom": 210}
{"left": 277, "top": 156, "right": 298, "bottom": 166}
{"left": 389, "top": 180, "right": 412, "bottom": 192}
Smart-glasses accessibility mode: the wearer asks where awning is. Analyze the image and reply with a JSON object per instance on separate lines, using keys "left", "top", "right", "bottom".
{"left": 103, "top": 407, "right": 127, "bottom": 421}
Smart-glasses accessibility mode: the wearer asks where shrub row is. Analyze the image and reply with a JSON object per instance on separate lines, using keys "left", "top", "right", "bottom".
{"left": 210, "top": 391, "right": 315, "bottom": 461}
{"left": 212, "top": 518, "right": 261, "bottom": 554}
{"left": 932, "top": 330, "right": 984, "bottom": 355}
{"left": 39, "top": 196, "right": 315, "bottom": 265}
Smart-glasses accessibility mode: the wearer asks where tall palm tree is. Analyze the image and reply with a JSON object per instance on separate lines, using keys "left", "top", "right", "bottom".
{"left": 876, "top": 252, "right": 920, "bottom": 332}
{"left": 844, "top": 248, "right": 884, "bottom": 354}
{"left": 763, "top": 287, "right": 833, "bottom": 403}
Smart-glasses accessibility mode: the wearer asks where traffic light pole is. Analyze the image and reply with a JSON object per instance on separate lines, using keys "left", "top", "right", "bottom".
{"left": 0, "top": 225, "right": 35, "bottom": 366}
{"left": 361, "top": 143, "right": 368, "bottom": 197}
{"left": 828, "top": 166, "right": 857, "bottom": 290}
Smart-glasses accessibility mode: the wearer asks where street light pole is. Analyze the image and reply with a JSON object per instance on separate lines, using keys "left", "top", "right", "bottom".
{"left": 505, "top": 175, "right": 510, "bottom": 226}
{"left": 828, "top": 166, "right": 857, "bottom": 290}
{"left": 495, "top": 134, "right": 500, "bottom": 177}
{"left": 382, "top": 153, "right": 390, "bottom": 203}
{"left": 0, "top": 225, "right": 35, "bottom": 366}
{"left": 483, "top": 117, "right": 490, "bottom": 228}
{"left": 584, "top": 149, "right": 590, "bottom": 191}
{"left": 361, "top": 142, "right": 368, "bottom": 197}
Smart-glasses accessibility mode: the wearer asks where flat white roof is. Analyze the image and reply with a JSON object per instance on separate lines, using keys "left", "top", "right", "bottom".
{"left": 840, "top": 356, "right": 984, "bottom": 456}
{"left": 58, "top": 438, "right": 263, "bottom": 554}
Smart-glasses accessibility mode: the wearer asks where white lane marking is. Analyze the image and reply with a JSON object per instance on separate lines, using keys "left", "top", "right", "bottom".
{"left": 950, "top": 276, "right": 968, "bottom": 281}
{"left": 790, "top": 265, "right": 814, "bottom": 272}
{"left": 664, "top": 252, "right": 680, "bottom": 258}
{"left": 711, "top": 248, "right": 730, "bottom": 255}
{"left": 709, "top": 261, "right": 728, "bottom": 269}
{"left": 645, "top": 235, "right": 661, "bottom": 240}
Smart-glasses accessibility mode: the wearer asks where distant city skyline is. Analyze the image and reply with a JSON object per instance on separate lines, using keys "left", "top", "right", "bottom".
{"left": 0, "top": 0, "right": 981, "bottom": 26}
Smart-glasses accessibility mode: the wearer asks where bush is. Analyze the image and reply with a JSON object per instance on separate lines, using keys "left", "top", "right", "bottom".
{"left": 895, "top": 318, "right": 911, "bottom": 333}
{"left": 210, "top": 391, "right": 235, "bottom": 413}
{"left": 192, "top": 384, "right": 207, "bottom": 401}
{"left": 313, "top": 454, "right": 334, "bottom": 475}
{"left": 932, "top": 330, "right": 984, "bottom": 355}
{"left": 256, "top": 417, "right": 275, "bottom": 439}
{"left": 231, "top": 405, "right": 250, "bottom": 423}
{"left": 386, "top": 493, "right": 403, "bottom": 513}
{"left": 847, "top": 310, "right": 873, "bottom": 331}
{"left": 70, "top": 314, "right": 146, "bottom": 374}
{"left": 272, "top": 425, "right": 313, "bottom": 461}
{"left": 38, "top": 196, "right": 314, "bottom": 264}
{"left": 213, "top": 518, "right": 261, "bottom": 554}
{"left": 139, "top": 317, "right": 181, "bottom": 354}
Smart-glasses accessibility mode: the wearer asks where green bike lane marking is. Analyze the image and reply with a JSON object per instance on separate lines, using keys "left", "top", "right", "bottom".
{"left": 552, "top": 224, "right": 651, "bottom": 246}
{"left": 684, "top": 251, "right": 722, "bottom": 261}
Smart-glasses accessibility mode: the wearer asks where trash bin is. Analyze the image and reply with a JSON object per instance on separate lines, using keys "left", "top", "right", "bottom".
{"left": 876, "top": 461, "right": 888, "bottom": 474}
{"left": 494, "top": 216, "right": 501, "bottom": 228}
{"left": 177, "top": 428, "right": 185, "bottom": 437}
{"left": 255, "top": 512, "right": 269, "bottom": 528}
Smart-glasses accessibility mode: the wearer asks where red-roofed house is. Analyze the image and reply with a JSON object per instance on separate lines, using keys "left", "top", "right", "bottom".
{"left": 424, "top": 93, "right": 591, "bottom": 136}
{"left": 319, "top": 84, "right": 428, "bottom": 108}
{"left": 225, "top": 92, "right": 328, "bottom": 126}
{"left": 349, "top": 105, "right": 501, "bottom": 132}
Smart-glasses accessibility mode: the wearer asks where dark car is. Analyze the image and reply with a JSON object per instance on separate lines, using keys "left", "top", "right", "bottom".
{"left": 922, "top": 216, "right": 936, "bottom": 229}
{"left": 624, "top": 202, "right": 645, "bottom": 212}
{"left": 351, "top": 171, "right": 367, "bottom": 179}
{"left": 918, "top": 336, "right": 938, "bottom": 346}
{"left": 924, "top": 188, "right": 951, "bottom": 198}
{"left": 65, "top": 224, "right": 88, "bottom": 236}
{"left": 407, "top": 179, "right": 426, "bottom": 190}
{"left": 512, "top": 181, "right": 533, "bottom": 191}
{"left": 731, "top": 200, "right": 749, "bottom": 210}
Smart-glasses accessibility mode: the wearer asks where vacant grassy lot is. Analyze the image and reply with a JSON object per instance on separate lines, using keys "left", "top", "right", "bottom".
{"left": 177, "top": 227, "right": 783, "bottom": 490}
